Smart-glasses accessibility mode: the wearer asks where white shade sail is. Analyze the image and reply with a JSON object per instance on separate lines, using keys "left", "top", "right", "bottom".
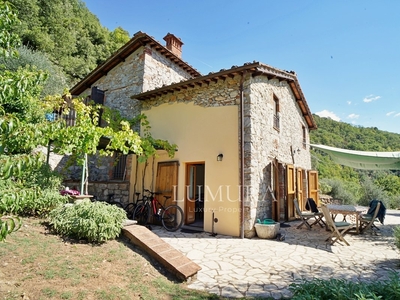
{"left": 311, "top": 144, "right": 400, "bottom": 170}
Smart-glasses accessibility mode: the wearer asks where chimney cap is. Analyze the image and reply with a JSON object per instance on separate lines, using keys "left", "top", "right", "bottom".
{"left": 163, "top": 33, "right": 184, "bottom": 46}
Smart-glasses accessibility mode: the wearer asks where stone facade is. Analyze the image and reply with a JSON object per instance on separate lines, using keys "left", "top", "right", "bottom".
{"left": 68, "top": 32, "right": 316, "bottom": 238}
{"left": 243, "top": 76, "right": 312, "bottom": 237}
{"left": 138, "top": 73, "right": 313, "bottom": 238}
{"left": 63, "top": 43, "right": 196, "bottom": 188}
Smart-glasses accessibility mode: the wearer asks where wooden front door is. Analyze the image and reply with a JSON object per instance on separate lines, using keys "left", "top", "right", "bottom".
{"left": 308, "top": 170, "right": 319, "bottom": 205}
{"left": 155, "top": 161, "right": 179, "bottom": 207}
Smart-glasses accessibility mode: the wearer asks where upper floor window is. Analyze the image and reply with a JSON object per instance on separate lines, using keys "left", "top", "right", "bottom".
{"left": 302, "top": 126, "right": 307, "bottom": 148}
{"left": 273, "top": 94, "right": 280, "bottom": 131}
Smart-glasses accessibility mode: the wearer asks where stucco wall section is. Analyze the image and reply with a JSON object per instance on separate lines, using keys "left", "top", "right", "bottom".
{"left": 243, "top": 75, "right": 312, "bottom": 237}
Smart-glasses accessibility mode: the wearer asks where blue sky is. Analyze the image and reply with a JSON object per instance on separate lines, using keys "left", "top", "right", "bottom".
{"left": 83, "top": 0, "right": 400, "bottom": 134}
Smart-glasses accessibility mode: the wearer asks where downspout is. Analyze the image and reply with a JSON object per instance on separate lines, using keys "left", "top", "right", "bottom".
{"left": 239, "top": 71, "right": 247, "bottom": 239}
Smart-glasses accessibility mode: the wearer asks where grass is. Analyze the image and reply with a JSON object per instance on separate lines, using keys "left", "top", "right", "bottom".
{"left": 0, "top": 217, "right": 223, "bottom": 300}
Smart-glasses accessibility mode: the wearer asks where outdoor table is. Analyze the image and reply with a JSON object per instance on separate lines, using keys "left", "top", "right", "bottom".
{"left": 327, "top": 204, "right": 366, "bottom": 234}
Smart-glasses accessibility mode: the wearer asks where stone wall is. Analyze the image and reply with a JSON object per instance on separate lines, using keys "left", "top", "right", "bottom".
{"left": 140, "top": 76, "right": 240, "bottom": 110}
{"left": 138, "top": 72, "right": 314, "bottom": 238}
{"left": 63, "top": 180, "right": 131, "bottom": 206}
{"left": 79, "top": 45, "right": 195, "bottom": 120}
{"left": 68, "top": 44, "right": 195, "bottom": 182}
{"left": 242, "top": 75, "right": 313, "bottom": 237}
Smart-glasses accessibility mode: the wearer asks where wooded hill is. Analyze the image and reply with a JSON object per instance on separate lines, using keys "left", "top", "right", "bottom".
{"left": 310, "top": 115, "right": 400, "bottom": 208}
{"left": 6, "top": 0, "right": 130, "bottom": 89}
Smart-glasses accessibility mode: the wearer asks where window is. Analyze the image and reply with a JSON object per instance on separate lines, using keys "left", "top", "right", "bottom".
{"left": 112, "top": 154, "right": 127, "bottom": 180}
{"left": 273, "top": 94, "right": 280, "bottom": 130}
{"left": 302, "top": 126, "right": 307, "bottom": 148}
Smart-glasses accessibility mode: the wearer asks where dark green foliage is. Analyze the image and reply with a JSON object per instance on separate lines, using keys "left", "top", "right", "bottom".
{"left": 319, "top": 178, "right": 359, "bottom": 205}
{"left": 311, "top": 115, "right": 400, "bottom": 208}
{"left": 48, "top": 200, "right": 127, "bottom": 243}
{"left": 290, "top": 271, "right": 400, "bottom": 299}
{"left": 0, "top": 45, "right": 68, "bottom": 96}
{"left": 0, "top": 215, "right": 21, "bottom": 242}
{"left": 394, "top": 226, "right": 400, "bottom": 251}
{"left": 0, "top": 157, "right": 68, "bottom": 216}
{"left": 311, "top": 115, "right": 400, "bottom": 151}
{"left": 8, "top": 0, "right": 130, "bottom": 84}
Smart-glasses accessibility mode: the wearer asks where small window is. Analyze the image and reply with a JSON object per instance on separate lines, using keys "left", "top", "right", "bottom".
{"left": 112, "top": 154, "right": 127, "bottom": 180}
{"left": 302, "top": 126, "right": 307, "bottom": 148}
{"left": 273, "top": 94, "right": 280, "bottom": 131}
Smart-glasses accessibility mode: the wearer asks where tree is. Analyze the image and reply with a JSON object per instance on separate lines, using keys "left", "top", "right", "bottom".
{"left": 7, "top": 0, "right": 131, "bottom": 84}
{"left": 0, "top": 45, "right": 69, "bottom": 96}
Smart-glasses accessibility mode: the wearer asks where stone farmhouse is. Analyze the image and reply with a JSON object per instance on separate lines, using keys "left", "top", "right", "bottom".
{"left": 67, "top": 31, "right": 318, "bottom": 238}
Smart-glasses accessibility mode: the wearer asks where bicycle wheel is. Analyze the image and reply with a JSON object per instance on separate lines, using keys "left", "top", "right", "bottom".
{"left": 124, "top": 203, "right": 136, "bottom": 220}
{"left": 133, "top": 203, "right": 151, "bottom": 225}
{"left": 161, "top": 205, "right": 184, "bottom": 231}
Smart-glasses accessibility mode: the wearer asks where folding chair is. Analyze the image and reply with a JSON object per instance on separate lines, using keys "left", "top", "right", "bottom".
{"left": 320, "top": 204, "right": 355, "bottom": 246}
{"left": 306, "top": 198, "right": 325, "bottom": 228}
{"left": 293, "top": 198, "right": 323, "bottom": 230}
{"left": 360, "top": 201, "right": 381, "bottom": 234}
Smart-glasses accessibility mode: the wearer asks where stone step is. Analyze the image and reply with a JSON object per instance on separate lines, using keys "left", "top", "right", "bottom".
{"left": 122, "top": 225, "right": 201, "bottom": 281}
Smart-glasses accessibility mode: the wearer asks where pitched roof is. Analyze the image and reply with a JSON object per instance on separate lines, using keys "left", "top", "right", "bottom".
{"left": 132, "top": 62, "right": 317, "bottom": 130}
{"left": 70, "top": 31, "right": 201, "bottom": 95}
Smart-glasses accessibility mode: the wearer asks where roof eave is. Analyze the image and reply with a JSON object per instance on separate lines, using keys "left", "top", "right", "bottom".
{"left": 132, "top": 62, "right": 317, "bottom": 130}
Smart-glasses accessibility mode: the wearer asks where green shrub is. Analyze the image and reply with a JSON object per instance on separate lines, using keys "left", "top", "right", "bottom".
{"left": 321, "top": 178, "right": 357, "bottom": 204}
{"left": 394, "top": 226, "right": 400, "bottom": 251}
{"left": 0, "top": 156, "right": 67, "bottom": 216}
{"left": 290, "top": 271, "right": 400, "bottom": 299}
{"left": 48, "top": 200, "right": 127, "bottom": 243}
{"left": 0, "top": 185, "right": 67, "bottom": 216}
{"left": 359, "top": 176, "right": 390, "bottom": 207}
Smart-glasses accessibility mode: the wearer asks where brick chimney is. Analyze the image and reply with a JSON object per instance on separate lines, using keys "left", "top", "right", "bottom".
{"left": 163, "top": 33, "right": 183, "bottom": 58}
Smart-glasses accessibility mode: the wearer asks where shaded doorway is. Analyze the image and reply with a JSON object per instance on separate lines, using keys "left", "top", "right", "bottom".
{"left": 185, "top": 163, "right": 205, "bottom": 228}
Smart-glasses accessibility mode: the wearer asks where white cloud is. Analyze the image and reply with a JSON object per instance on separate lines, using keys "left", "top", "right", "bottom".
{"left": 395, "top": 113, "right": 400, "bottom": 118}
{"left": 347, "top": 101, "right": 352, "bottom": 105}
{"left": 387, "top": 111, "right": 396, "bottom": 116}
{"left": 315, "top": 110, "right": 341, "bottom": 121}
{"left": 347, "top": 113, "right": 359, "bottom": 119}
{"left": 363, "top": 94, "right": 381, "bottom": 103}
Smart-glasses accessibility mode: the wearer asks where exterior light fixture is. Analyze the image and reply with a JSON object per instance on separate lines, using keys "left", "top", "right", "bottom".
{"left": 217, "top": 154, "right": 223, "bottom": 161}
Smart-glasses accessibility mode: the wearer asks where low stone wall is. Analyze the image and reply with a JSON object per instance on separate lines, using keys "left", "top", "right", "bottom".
{"left": 63, "top": 181, "right": 130, "bottom": 206}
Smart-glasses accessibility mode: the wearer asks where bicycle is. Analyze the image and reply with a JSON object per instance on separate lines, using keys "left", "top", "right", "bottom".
{"left": 133, "top": 189, "right": 184, "bottom": 231}
{"left": 92, "top": 194, "right": 137, "bottom": 220}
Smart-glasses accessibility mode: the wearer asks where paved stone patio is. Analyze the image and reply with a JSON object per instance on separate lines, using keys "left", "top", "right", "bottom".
{"left": 151, "top": 209, "right": 400, "bottom": 299}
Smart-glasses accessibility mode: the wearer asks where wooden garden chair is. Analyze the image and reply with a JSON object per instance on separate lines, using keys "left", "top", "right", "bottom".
{"left": 360, "top": 201, "right": 381, "bottom": 234}
{"left": 293, "top": 198, "right": 323, "bottom": 230}
{"left": 320, "top": 204, "right": 355, "bottom": 246}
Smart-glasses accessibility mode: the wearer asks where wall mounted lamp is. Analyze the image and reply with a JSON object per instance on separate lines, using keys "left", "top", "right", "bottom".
{"left": 293, "top": 148, "right": 301, "bottom": 155}
{"left": 217, "top": 153, "right": 224, "bottom": 161}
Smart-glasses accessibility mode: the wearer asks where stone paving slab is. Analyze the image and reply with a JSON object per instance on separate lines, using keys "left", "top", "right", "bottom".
{"left": 151, "top": 209, "right": 400, "bottom": 299}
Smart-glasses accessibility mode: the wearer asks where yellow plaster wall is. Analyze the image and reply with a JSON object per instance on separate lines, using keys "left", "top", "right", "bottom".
{"left": 138, "top": 102, "right": 240, "bottom": 237}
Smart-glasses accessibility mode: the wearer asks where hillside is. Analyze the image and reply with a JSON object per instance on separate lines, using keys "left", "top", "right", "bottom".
{"left": 7, "top": 0, "right": 130, "bottom": 87}
{"left": 310, "top": 115, "right": 400, "bottom": 207}
{"left": 311, "top": 114, "right": 400, "bottom": 152}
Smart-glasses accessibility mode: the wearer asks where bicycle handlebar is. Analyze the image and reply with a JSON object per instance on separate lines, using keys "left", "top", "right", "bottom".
{"left": 144, "top": 189, "right": 160, "bottom": 196}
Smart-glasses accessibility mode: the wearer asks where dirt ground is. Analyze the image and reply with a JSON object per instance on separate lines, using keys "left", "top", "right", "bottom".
{"left": 0, "top": 217, "right": 204, "bottom": 300}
